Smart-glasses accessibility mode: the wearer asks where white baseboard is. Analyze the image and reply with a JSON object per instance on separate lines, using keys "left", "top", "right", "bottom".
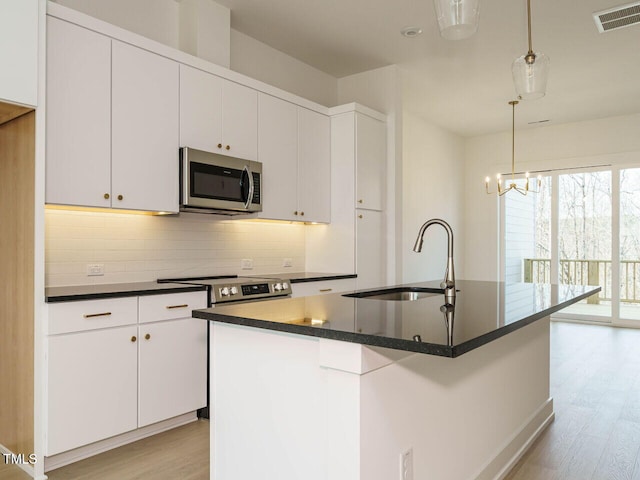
{"left": 474, "top": 397, "right": 555, "bottom": 480}
{"left": 0, "top": 443, "right": 37, "bottom": 478}
{"left": 44, "top": 412, "right": 197, "bottom": 472}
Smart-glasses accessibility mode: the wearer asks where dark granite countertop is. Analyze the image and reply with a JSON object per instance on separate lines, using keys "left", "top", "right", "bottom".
{"left": 193, "top": 280, "right": 601, "bottom": 357}
{"left": 45, "top": 281, "right": 207, "bottom": 303}
{"left": 249, "top": 272, "right": 357, "bottom": 283}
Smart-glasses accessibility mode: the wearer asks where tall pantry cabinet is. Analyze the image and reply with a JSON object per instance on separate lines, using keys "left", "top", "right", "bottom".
{"left": 306, "top": 104, "right": 387, "bottom": 290}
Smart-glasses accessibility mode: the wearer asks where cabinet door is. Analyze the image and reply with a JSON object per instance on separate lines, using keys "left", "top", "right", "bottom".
{"left": 47, "top": 325, "right": 138, "bottom": 456}
{"left": 356, "top": 210, "right": 386, "bottom": 290}
{"left": 138, "top": 318, "right": 207, "bottom": 427}
{"left": 179, "top": 64, "right": 223, "bottom": 153}
{"left": 257, "top": 93, "right": 298, "bottom": 221}
{"left": 46, "top": 17, "right": 111, "bottom": 208}
{"left": 0, "top": 0, "right": 37, "bottom": 106}
{"left": 112, "top": 41, "right": 179, "bottom": 213}
{"left": 355, "top": 113, "right": 386, "bottom": 211}
{"left": 298, "top": 108, "right": 331, "bottom": 223}
{"left": 222, "top": 80, "right": 258, "bottom": 161}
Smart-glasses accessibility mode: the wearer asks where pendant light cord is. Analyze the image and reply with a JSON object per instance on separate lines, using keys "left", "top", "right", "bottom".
{"left": 510, "top": 100, "right": 517, "bottom": 181}
{"left": 527, "top": 0, "right": 533, "bottom": 55}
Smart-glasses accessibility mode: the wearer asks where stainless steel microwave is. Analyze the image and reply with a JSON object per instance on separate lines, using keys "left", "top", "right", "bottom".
{"left": 180, "top": 147, "right": 262, "bottom": 215}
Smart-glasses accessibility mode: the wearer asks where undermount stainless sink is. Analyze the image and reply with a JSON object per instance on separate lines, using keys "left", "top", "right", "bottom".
{"left": 343, "top": 287, "right": 445, "bottom": 301}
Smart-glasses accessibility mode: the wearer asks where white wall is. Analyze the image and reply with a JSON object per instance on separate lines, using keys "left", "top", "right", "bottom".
{"left": 231, "top": 29, "right": 337, "bottom": 107}
{"left": 464, "top": 113, "right": 640, "bottom": 281}
{"left": 402, "top": 111, "right": 466, "bottom": 283}
{"left": 52, "top": 0, "right": 181, "bottom": 49}
{"left": 45, "top": 210, "right": 306, "bottom": 286}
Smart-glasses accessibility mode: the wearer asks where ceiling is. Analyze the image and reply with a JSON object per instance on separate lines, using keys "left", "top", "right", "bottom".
{"left": 212, "top": 0, "right": 640, "bottom": 137}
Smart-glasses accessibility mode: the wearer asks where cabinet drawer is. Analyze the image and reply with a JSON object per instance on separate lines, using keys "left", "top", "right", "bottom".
{"left": 48, "top": 297, "right": 138, "bottom": 335}
{"left": 138, "top": 291, "right": 207, "bottom": 324}
{"left": 291, "top": 278, "right": 356, "bottom": 298}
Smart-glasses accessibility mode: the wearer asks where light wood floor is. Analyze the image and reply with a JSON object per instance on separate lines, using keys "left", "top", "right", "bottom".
{"left": 0, "top": 419, "right": 208, "bottom": 480}
{"left": 506, "top": 321, "right": 640, "bottom": 480}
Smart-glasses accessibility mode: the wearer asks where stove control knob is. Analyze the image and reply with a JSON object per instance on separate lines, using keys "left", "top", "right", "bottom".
{"left": 274, "top": 283, "right": 283, "bottom": 291}
{"left": 220, "top": 287, "right": 230, "bottom": 296}
{"left": 230, "top": 286, "right": 239, "bottom": 295}
{"left": 282, "top": 282, "right": 289, "bottom": 290}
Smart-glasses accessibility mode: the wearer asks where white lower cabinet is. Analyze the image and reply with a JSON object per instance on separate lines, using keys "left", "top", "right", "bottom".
{"left": 290, "top": 278, "right": 356, "bottom": 298}
{"left": 46, "top": 291, "right": 207, "bottom": 457}
{"left": 47, "top": 324, "right": 139, "bottom": 456}
{"left": 138, "top": 318, "right": 207, "bottom": 427}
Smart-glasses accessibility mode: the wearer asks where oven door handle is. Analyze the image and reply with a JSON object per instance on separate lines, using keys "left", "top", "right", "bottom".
{"left": 242, "top": 165, "right": 254, "bottom": 210}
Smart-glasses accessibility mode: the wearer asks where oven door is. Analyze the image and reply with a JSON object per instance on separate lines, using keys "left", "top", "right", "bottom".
{"left": 180, "top": 147, "right": 262, "bottom": 213}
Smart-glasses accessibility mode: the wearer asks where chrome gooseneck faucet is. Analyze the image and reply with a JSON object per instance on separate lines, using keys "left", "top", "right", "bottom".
{"left": 413, "top": 218, "right": 456, "bottom": 300}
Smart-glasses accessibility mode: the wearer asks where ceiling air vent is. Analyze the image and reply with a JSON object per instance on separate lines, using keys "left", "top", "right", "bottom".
{"left": 594, "top": 2, "right": 640, "bottom": 32}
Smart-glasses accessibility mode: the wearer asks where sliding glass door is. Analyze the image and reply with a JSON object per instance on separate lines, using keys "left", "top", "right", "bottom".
{"left": 502, "top": 165, "right": 640, "bottom": 324}
{"left": 557, "top": 171, "right": 611, "bottom": 319}
{"left": 620, "top": 168, "right": 640, "bottom": 320}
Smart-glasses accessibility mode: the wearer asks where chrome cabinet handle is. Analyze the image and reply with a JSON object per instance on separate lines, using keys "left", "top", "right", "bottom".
{"left": 83, "top": 312, "right": 112, "bottom": 318}
{"left": 166, "top": 304, "right": 188, "bottom": 309}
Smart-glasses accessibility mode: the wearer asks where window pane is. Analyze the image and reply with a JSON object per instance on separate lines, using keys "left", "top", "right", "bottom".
{"left": 558, "top": 171, "right": 612, "bottom": 318}
{"left": 620, "top": 168, "right": 640, "bottom": 320}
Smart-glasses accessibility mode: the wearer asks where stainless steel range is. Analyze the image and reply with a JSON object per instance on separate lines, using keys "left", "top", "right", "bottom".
{"left": 157, "top": 274, "right": 292, "bottom": 419}
{"left": 158, "top": 275, "right": 292, "bottom": 305}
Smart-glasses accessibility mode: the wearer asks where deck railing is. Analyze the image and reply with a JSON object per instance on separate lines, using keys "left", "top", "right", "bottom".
{"left": 523, "top": 259, "right": 640, "bottom": 304}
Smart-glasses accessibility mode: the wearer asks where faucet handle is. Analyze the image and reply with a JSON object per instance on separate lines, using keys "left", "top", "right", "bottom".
{"left": 440, "top": 280, "right": 455, "bottom": 290}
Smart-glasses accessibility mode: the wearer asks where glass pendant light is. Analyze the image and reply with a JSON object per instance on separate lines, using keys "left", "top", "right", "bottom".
{"left": 512, "top": 0, "right": 549, "bottom": 99}
{"left": 433, "top": 0, "right": 480, "bottom": 40}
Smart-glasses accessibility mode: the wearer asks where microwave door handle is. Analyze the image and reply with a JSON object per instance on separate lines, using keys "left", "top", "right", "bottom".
{"left": 242, "top": 165, "right": 254, "bottom": 210}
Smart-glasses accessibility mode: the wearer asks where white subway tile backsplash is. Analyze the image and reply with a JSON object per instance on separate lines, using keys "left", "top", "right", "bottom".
{"left": 45, "top": 210, "right": 306, "bottom": 286}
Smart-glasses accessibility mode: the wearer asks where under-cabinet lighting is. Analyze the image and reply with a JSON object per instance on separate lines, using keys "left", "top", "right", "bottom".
{"left": 44, "top": 204, "right": 176, "bottom": 216}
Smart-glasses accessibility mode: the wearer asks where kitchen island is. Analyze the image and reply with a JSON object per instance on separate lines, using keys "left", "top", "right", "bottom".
{"left": 194, "top": 280, "right": 599, "bottom": 480}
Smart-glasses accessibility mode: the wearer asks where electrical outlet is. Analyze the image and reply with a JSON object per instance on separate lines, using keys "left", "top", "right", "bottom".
{"left": 87, "top": 264, "right": 105, "bottom": 276}
{"left": 400, "top": 448, "right": 413, "bottom": 480}
{"left": 282, "top": 258, "right": 293, "bottom": 268}
{"left": 241, "top": 258, "right": 254, "bottom": 270}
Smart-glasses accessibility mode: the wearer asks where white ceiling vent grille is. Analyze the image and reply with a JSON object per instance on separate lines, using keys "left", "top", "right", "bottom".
{"left": 594, "top": 2, "right": 640, "bottom": 32}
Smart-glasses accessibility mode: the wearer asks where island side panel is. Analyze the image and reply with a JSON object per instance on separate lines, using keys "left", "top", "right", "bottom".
{"left": 359, "top": 317, "right": 552, "bottom": 480}
{"left": 211, "top": 323, "right": 332, "bottom": 480}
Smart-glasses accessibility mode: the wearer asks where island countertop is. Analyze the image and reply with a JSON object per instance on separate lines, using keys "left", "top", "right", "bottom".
{"left": 193, "top": 279, "right": 600, "bottom": 357}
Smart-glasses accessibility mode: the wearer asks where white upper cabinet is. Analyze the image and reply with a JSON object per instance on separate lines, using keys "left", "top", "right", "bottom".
{"left": 180, "top": 65, "right": 257, "bottom": 161}
{"left": 257, "top": 93, "right": 298, "bottom": 221}
{"left": 355, "top": 113, "right": 386, "bottom": 211}
{"left": 111, "top": 40, "right": 179, "bottom": 213}
{"left": 298, "top": 107, "right": 330, "bottom": 223}
{"left": 257, "top": 94, "right": 330, "bottom": 223}
{"left": 0, "top": 0, "right": 37, "bottom": 106}
{"left": 46, "top": 17, "right": 112, "bottom": 208}
{"left": 222, "top": 80, "right": 258, "bottom": 161}
{"left": 179, "top": 64, "right": 223, "bottom": 153}
{"left": 46, "top": 20, "right": 179, "bottom": 213}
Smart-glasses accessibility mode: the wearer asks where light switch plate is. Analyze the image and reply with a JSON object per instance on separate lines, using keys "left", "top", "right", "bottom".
{"left": 241, "top": 258, "right": 254, "bottom": 270}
